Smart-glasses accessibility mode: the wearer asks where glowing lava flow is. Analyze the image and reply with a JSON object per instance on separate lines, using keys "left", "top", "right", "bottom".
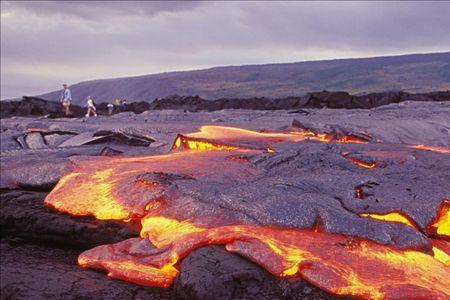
{"left": 408, "top": 144, "right": 450, "bottom": 154}
{"left": 171, "top": 134, "right": 242, "bottom": 152}
{"left": 78, "top": 217, "right": 450, "bottom": 299}
{"left": 186, "top": 125, "right": 308, "bottom": 149}
{"left": 44, "top": 125, "right": 450, "bottom": 299}
{"left": 359, "top": 210, "right": 450, "bottom": 266}
{"left": 432, "top": 239, "right": 450, "bottom": 266}
{"left": 427, "top": 200, "right": 450, "bottom": 238}
{"left": 45, "top": 150, "right": 258, "bottom": 220}
{"left": 341, "top": 152, "right": 377, "bottom": 169}
{"left": 346, "top": 157, "right": 377, "bottom": 169}
{"left": 187, "top": 125, "right": 368, "bottom": 146}
{"left": 289, "top": 129, "right": 369, "bottom": 144}
{"left": 359, "top": 212, "right": 419, "bottom": 230}
{"left": 189, "top": 125, "right": 306, "bottom": 142}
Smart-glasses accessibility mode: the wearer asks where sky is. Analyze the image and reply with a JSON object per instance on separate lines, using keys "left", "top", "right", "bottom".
{"left": 1, "top": 1, "right": 450, "bottom": 99}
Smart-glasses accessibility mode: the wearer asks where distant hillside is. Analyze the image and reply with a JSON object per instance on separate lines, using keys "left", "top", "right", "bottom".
{"left": 38, "top": 52, "right": 450, "bottom": 105}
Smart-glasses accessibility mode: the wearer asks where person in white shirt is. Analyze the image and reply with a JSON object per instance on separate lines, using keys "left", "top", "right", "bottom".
{"left": 85, "top": 96, "right": 97, "bottom": 117}
{"left": 107, "top": 103, "right": 114, "bottom": 116}
{"left": 60, "top": 84, "right": 72, "bottom": 116}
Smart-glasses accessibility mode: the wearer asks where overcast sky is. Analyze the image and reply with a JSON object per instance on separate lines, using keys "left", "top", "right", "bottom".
{"left": 1, "top": 1, "right": 450, "bottom": 99}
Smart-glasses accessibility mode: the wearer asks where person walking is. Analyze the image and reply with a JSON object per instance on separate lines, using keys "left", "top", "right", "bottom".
{"left": 60, "top": 84, "right": 72, "bottom": 116}
{"left": 85, "top": 96, "right": 97, "bottom": 117}
{"left": 114, "top": 98, "right": 121, "bottom": 112}
{"left": 107, "top": 103, "right": 114, "bottom": 116}
{"left": 120, "top": 98, "right": 127, "bottom": 111}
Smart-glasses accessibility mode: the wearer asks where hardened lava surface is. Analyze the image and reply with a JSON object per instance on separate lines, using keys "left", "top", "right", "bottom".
{"left": 2, "top": 101, "right": 450, "bottom": 299}
{"left": 44, "top": 125, "right": 450, "bottom": 299}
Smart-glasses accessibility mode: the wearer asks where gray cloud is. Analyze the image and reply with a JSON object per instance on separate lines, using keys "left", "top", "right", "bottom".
{"left": 2, "top": 1, "right": 450, "bottom": 99}
{"left": 1, "top": 1, "right": 202, "bottom": 19}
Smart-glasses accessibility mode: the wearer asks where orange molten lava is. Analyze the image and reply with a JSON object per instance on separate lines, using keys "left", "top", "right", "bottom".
{"left": 345, "top": 157, "right": 377, "bottom": 169}
{"left": 408, "top": 144, "right": 450, "bottom": 154}
{"left": 186, "top": 125, "right": 367, "bottom": 146}
{"left": 427, "top": 200, "right": 450, "bottom": 238}
{"left": 190, "top": 125, "right": 305, "bottom": 142}
{"left": 186, "top": 125, "right": 307, "bottom": 149}
{"left": 171, "top": 133, "right": 277, "bottom": 153}
{"left": 27, "top": 128, "right": 47, "bottom": 133}
{"left": 335, "top": 135, "right": 368, "bottom": 143}
{"left": 45, "top": 125, "right": 450, "bottom": 299}
{"left": 290, "top": 129, "right": 369, "bottom": 144}
{"left": 78, "top": 216, "right": 450, "bottom": 299}
{"left": 354, "top": 186, "right": 363, "bottom": 199}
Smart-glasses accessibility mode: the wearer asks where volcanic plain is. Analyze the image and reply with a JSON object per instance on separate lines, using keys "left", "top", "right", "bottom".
{"left": 1, "top": 100, "right": 449, "bottom": 300}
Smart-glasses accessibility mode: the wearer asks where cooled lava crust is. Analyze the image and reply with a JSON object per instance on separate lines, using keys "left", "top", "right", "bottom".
{"left": 41, "top": 125, "right": 450, "bottom": 300}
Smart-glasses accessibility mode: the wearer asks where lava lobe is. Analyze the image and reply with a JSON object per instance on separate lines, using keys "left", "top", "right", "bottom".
{"left": 45, "top": 125, "right": 450, "bottom": 299}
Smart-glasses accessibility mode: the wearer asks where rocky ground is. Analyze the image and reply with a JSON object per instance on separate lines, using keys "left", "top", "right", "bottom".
{"left": 2, "top": 90, "right": 450, "bottom": 119}
{"left": 1, "top": 100, "right": 449, "bottom": 299}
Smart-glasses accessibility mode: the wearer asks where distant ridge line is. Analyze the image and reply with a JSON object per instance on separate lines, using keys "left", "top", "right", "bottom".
{"left": 36, "top": 52, "right": 450, "bottom": 105}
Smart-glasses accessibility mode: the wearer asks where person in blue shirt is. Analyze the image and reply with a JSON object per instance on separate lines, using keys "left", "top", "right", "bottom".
{"left": 60, "top": 84, "right": 72, "bottom": 116}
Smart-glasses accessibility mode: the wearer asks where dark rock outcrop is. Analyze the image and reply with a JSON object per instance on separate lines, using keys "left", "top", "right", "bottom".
{"left": 1, "top": 160, "right": 72, "bottom": 190}
{"left": 174, "top": 245, "right": 285, "bottom": 300}
{"left": 0, "top": 238, "right": 174, "bottom": 300}
{"left": 2, "top": 90, "right": 449, "bottom": 119}
{"left": 91, "top": 130, "right": 155, "bottom": 147}
{"left": 174, "top": 245, "right": 338, "bottom": 300}
{"left": 5, "top": 129, "right": 155, "bottom": 150}
{"left": 96, "top": 101, "right": 151, "bottom": 114}
{"left": 149, "top": 90, "right": 450, "bottom": 111}
{"left": 0, "top": 145, "right": 107, "bottom": 190}
{"left": 0, "top": 96, "right": 85, "bottom": 118}
{"left": 0, "top": 96, "right": 151, "bottom": 118}
{"left": 0, "top": 190, "right": 138, "bottom": 249}
{"left": 99, "top": 146, "right": 124, "bottom": 156}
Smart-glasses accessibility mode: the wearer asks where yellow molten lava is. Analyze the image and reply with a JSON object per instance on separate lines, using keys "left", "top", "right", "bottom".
{"left": 171, "top": 134, "right": 241, "bottom": 152}
{"left": 428, "top": 200, "right": 450, "bottom": 238}
{"left": 359, "top": 212, "right": 418, "bottom": 230}
{"left": 432, "top": 240, "right": 450, "bottom": 266}
{"left": 353, "top": 160, "right": 376, "bottom": 169}
{"left": 47, "top": 169, "right": 130, "bottom": 220}
{"left": 433, "top": 246, "right": 450, "bottom": 266}
{"left": 141, "top": 216, "right": 205, "bottom": 242}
